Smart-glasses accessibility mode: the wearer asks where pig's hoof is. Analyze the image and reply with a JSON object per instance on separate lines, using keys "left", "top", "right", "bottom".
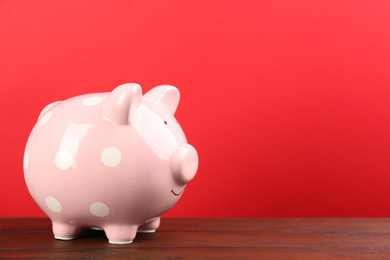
{"left": 55, "top": 235, "right": 78, "bottom": 240}
{"left": 52, "top": 222, "right": 83, "bottom": 240}
{"left": 138, "top": 217, "right": 160, "bottom": 231}
{"left": 137, "top": 229, "right": 156, "bottom": 233}
{"left": 109, "top": 239, "right": 133, "bottom": 244}
{"left": 104, "top": 225, "right": 137, "bottom": 244}
{"left": 90, "top": 227, "right": 103, "bottom": 231}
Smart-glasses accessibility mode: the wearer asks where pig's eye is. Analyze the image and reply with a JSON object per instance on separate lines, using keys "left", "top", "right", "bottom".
{"left": 164, "top": 121, "right": 168, "bottom": 125}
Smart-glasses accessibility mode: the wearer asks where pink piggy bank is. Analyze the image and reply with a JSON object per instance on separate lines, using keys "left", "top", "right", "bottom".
{"left": 23, "top": 83, "right": 198, "bottom": 244}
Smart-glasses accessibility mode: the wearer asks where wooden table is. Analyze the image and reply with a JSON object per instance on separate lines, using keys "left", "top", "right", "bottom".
{"left": 1, "top": 218, "right": 390, "bottom": 259}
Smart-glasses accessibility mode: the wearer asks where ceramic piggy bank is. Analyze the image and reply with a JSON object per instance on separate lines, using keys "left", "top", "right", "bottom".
{"left": 23, "top": 83, "right": 198, "bottom": 244}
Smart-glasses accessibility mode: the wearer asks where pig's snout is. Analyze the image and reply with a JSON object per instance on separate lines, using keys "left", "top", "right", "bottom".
{"left": 170, "top": 144, "right": 198, "bottom": 185}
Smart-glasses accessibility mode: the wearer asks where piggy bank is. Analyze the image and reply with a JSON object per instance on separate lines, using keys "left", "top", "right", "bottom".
{"left": 23, "top": 83, "right": 198, "bottom": 244}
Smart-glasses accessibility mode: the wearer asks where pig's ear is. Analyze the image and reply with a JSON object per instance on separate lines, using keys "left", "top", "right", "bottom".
{"left": 103, "top": 83, "right": 142, "bottom": 124}
{"left": 144, "top": 85, "right": 180, "bottom": 115}
{"left": 38, "top": 101, "right": 60, "bottom": 121}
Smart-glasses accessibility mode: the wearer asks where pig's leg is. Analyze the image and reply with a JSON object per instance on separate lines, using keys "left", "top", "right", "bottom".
{"left": 138, "top": 216, "right": 160, "bottom": 233}
{"left": 104, "top": 224, "right": 138, "bottom": 244}
{"left": 52, "top": 221, "right": 83, "bottom": 240}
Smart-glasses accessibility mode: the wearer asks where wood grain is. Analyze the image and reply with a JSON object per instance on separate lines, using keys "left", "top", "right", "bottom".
{"left": 1, "top": 218, "right": 390, "bottom": 259}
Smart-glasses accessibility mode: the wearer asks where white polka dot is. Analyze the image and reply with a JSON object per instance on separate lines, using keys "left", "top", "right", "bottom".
{"left": 23, "top": 150, "right": 29, "bottom": 170}
{"left": 46, "top": 196, "right": 61, "bottom": 212}
{"left": 38, "top": 111, "right": 53, "bottom": 126}
{"left": 83, "top": 96, "right": 102, "bottom": 106}
{"left": 90, "top": 202, "right": 109, "bottom": 217}
{"left": 55, "top": 150, "right": 73, "bottom": 170}
{"left": 101, "top": 147, "right": 121, "bottom": 167}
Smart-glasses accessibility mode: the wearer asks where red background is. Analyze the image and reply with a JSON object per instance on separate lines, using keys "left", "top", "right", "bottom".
{"left": 1, "top": 0, "right": 390, "bottom": 217}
